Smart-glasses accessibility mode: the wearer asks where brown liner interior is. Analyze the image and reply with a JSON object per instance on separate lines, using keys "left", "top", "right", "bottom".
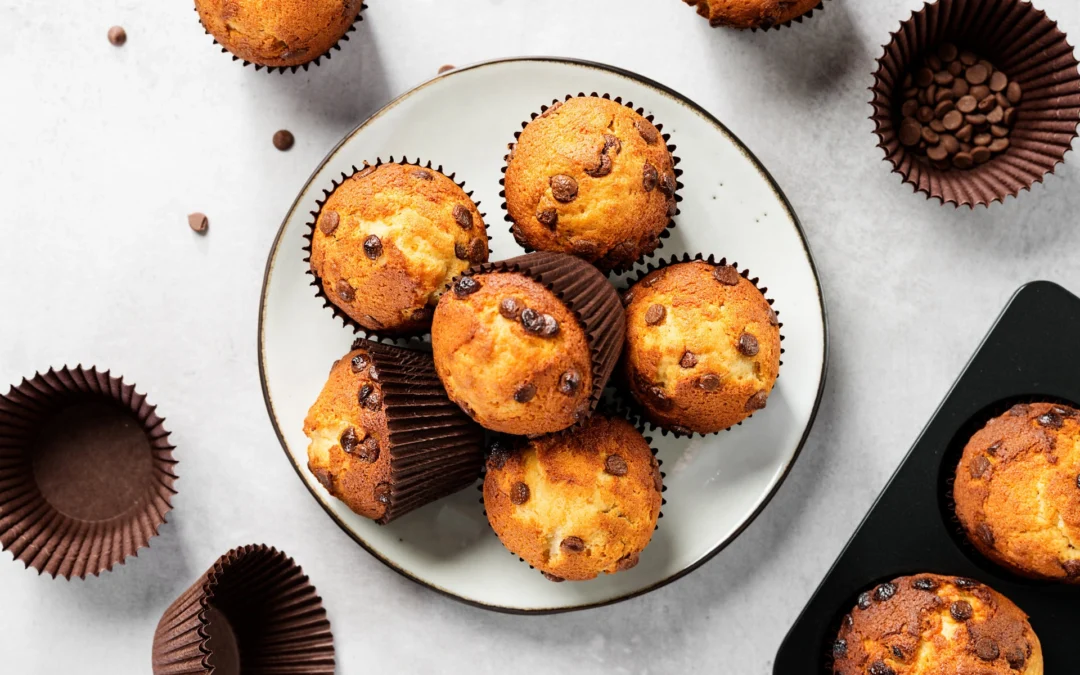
{"left": 0, "top": 366, "right": 176, "bottom": 579}
{"left": 871, "top": 0, "right": 1080, "bottom": 207}
{"left": 499, "top": 93, "right": 682, "bottom": 273}
{"left": 458, "top": 252, "right": 626, "bottom": 434}
{"left": 615, "top": 252, "right": 785, "bottom": 439}
{"left": 358, "top": 339, "right": 487, "bottom": 524}
{"left": 303, "top": 156, "right": 491, "bottom": 340}
{"left": 196, "top": 2, "right": 368, "bottom": 74}
{"left": 684, "top": 0, "right": 827, "bottom": 31}
{"left": 152, "top": 544, "right": 334, "bottom": 675}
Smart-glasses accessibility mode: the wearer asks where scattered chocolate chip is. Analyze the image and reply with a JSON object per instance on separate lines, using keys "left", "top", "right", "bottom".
{"left": 737, "top": 332, "right": 759, "bottom": 357}
{"left": 652, "top": 465, "right": 663, "bottom": 492}
{"left": 319, "top": 210, "right": 339, "bottom": 235}
{"left": 452, "top": 204, "right": 473, "bottom": 230}
{"left": 358, "top": 383, "right": 374, "bottom": 406}
{"left": 536, "top": 208, "right": 558, "bottom": 229}
{"left": 1063, "top": 560, "right": 1080, "bottom": 577}
{"left": 605, "top": 454, "right": 629, "bottom": 476}
{"left": 616, "top": 552, "right": 640, "bottom": 571}
{"left": 648, "top": 386, "right": 673, "bottom": 411}
{"left": 312, "top": 466, "right": 333, "bottom": 491}
{"left": 336, "top": 279, "right": 355, "bottom": 302}
{"left": 857, "top": 592, "right": 873, "bottom": 610}
{"left": 542, "top": 572, "right": 564, "bottom": 583}
{"left": 339, "top": 427, "right": 359, "bottom": 454}
{"left": 843, "top": 614, "right": 854, "bottom": 629}
{"left": 438, "top": 64, "right": 454, "bottom": 74}
{"left": 680, "top": 351, "right": 698, "bottom": 368}
{"left": 868, "top": 661, "right": 895, "bottom": 675}
{"left": 572, "top": 402, "right": 590, "bottom": 421}
{"left": 273, "top": 129, "right": 294, "bottom": 151}
{"left": 513, "top": 383, "right": 536, "bottom": 403}
{"left": 367, "top": 364, "right": 380, "bottom": 382}
{"left": 348, "top": 435, "right": 375, "bottom": 462}
{"left": 950, "top": 600, "right": 973, "bottom": 621}
{"left": 874, "top": 583, "right": 897, "bottom": 602}
{"left": 560, "top": 536, "right": 585, "bottom": 553}
{"left": 411, "top": 169, "right": 433, "bottom": 181}
{"left": 832, "top": 639, "right": 847, "bottom": 658}
{"left": 466, "top": 238, "right": 486, "bottom": 264}
{"left": 188, "top": 212, "right": 209, "bottom": 234}
{"left": 539, "top": 101, "right": 562, "bottom": 118}
{"left": 363, "top": 234, "right": 383, "bottom": 260}
{"left": 374, "top": 482, "right": 392, "bottom": 504}
{"left": 644, "top": 304, "right": 666, "bottom": 325}
{"left": 510, "top": 482, "right": 530, "bottom": 505}
{"left": 767, "top": 305, "right": 779, "bottom": 326}
{"left": 350, "top": 353, "right": 370, "bottom": 373}
{"left": 488, "top": 441, "right": 511, "bottom": 469}
{"left": 1006, "top": 647, "right": 1027, "bottom": 669}
{"left": 987, "top": 440, "right": 1002, "bottom": 456}
{"left": 558, "top": 370, "right": 580, "bottom": 396}
{"left": 891, "top": 646, "right": 905, "bottom": 660}
{"left": 975, "top": 523, "right": 996, "bottom": 547}
{"left": 975, "top": 637, "right": 1000, "bottom": 662}
{"left": 745, "top": 390, "right": 768, "bottom": 412}
{"left": 1037, "top": 411, "right": 1063, "bottom": 428}
{"left": 642, "top": 162, "right": 659, "bottom": 191}
{"left": 1008, "top": 403, "right": 1030, "bottom": 416}
{"left": 713, "top": 265, "right": 740, "bottom": 286}
{"left": 571, "top": 239, "right": 600, "bottom": 257}
{"left": 520, "top": 309, "right": 559, "bottom": 337}
{"left": 634, "top": 119, "right": 659, "bottom": 144}
{"left": 550, "top": 175, "right": 578, "bottom": 203}
{"left": 108, "top": 26, "right": 127, "bottom": 46}
{"left": 454, "top": 276, "right": 480, "bottom": 297}
{"left": 698, "top": 374, "right": 722, "bottom": 391}
{"left": 954, "top": 577, "right": 978, "bottom": 589}
{"left": 499, "top": 297, "right": 522, "bottom": 320}
{"left": 912, "top": 577, "right": 939, "bottom": 591}
{"left": 970, "top": 455, "right": 991, "bottom": 479}
{"left": 659, "top": 172, "right": 677, "bottom": 198}
{"left": 454, "top": 242, "right": 469, "bottom": 261}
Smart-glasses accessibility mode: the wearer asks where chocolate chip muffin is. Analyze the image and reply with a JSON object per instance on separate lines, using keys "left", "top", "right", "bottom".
{"left": 195, "top": 0, "right": 364, "bottom": 68}
{"left": 309, "top": 161, "right": 488, "bottom": 336}
{"left": 304, "top": 339, "right": 485, "bottom": 524}
{"left": 832, "top": 574, "right": 1043, "bottom": 675}
{"left": 483, "top": 415, "right": 663, "bottom": 581}
{"left": 503, "top": 96, "right": 677, "bottom": 272}
{"left": 622, "top": 259, "right": 781, "bottom": 435}
{"left": 954, "top": 402, "right": 1080, "bottom": 583}
{"left": 682, "top": 0, "right": 819, "bottom": 29}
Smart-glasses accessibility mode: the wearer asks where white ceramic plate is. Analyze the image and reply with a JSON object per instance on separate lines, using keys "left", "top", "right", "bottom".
{"left": 259, "top": 58, "right": 828, "bottom": 613}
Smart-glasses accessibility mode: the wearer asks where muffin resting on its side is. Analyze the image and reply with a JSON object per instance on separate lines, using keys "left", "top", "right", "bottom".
{"left": 310, "top": 161, "right": 488, "bottom": 335}
{"left": 623, "top": 260, "right": 781, "bottom": 435}
{"left": 681, "top": 0, "right": 819, "bottom": 30}
{"left": 954, "top": 402, "right": 1080, "bottom": 583}
{"left": 195, "top": 0, "right": 365, "bottom": 68}
{"left": 832, "top": 574, "right": 1043, "bottom": 675}
{"left": 504, "top": 96, "right": 677, "bottom": 272}
{"left": 483, "top": 415, "right": 663, "bottom": 581}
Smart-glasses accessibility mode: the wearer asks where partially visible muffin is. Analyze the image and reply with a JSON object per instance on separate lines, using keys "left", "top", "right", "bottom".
{"left": 623, "top": 259, "right": 781, "bottom": 435}
{"left": 195, "top": 0, "right": 365, "bottom": 68}
{"left": 681, "top": 0, "right": 819, "bottom": 30}
{"left": 954, "top": 402, "right": 1080, "bottom": 583}
{"left": 832, "top": 574, "right": 1043, "bottom": 675}
{"left": 309, "top": 162, "right": 488, "bottom": 336}
{"left": 483, "top": 415, "right": 663, "bottom": 581}
{"left": 504, "top": 96, "right": 677, "bottom": 272}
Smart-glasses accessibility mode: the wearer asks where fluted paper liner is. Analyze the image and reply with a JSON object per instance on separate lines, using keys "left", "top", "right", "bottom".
{"left": 871, "top": 0, "right": 1080, "bottom": 207}
{"left": 616, "top": 252, "right": 784, "bottom": 438}
{"left": 0, "top": 366, "right": 176, "bottom": 579}
{"left": 682, "top": 0, "right": 826, "bottom": 31}
{"left": 458, "top": 252, "right": 626, "bottom": 432}
{"left": 152, "top": 544, "right": 334, "bottom": 674}
{"left": 356, "top": 339, "right": 487, "bottom": 524}
{"left": 500, "top": 93, "right": 682, "bottom": 273}
{"left": 304, "top": 157, "right": 490, "bottom": 340}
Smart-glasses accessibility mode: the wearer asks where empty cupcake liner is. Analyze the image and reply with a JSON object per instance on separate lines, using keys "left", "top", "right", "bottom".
{"left": 196, "top": 2, "right": 367, "bottom": 74}
{"left": 0, "top": 366, "right": 177, "bottom": 579}
{"left": 500, "top": 93, "right": 682, "bottom": 273}
{"left": 151, "top": 544, "right": 334, "bottom": 675}
{"left": 615, "top": 252, "right": 785, "bottom": 439}
{"left": 304, "top": 157, "right": 491, "bottom": 341}
{"left": 456, "top": 252, "right": 626, "bottom": 434}
{"left": 683, "top": 0, "right": 827, "bottom": 31}
{"left": 871, "top": 0, "right": 1080, "bottom": 207}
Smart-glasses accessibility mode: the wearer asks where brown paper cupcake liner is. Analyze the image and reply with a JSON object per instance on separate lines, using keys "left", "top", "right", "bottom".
{"left": 304, "top": 157, "right": 491, "bottom": 342}
{"left": 152, "top": 544, "right": 334, "bottom": 675}
{"left": 455, "top": 252, "right": 626, "bottom": 434}
{"left": 683, "top": 0, "right": 827, "bottom": 31}
{"left": 871, "top": 0, "right": 1080, "bottom": 207}
{"left": 355, "top": 339, "right": 487, "bottom": 524}
{"left": 614, "top": 252, "right": 785, "bottom": 439}
{"left": 500, "top": 93, "right": 682, "bottom": 273}
{"left": 0, "top": 366, "right": 177, "bottom": 579}
{"left": 196, "top": 3, "right": 367, "bottom": 74}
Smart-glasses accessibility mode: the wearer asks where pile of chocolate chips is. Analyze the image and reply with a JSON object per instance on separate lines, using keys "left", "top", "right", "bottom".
{"left": 897, "top": 43, "right": 1022, "bottom": 170}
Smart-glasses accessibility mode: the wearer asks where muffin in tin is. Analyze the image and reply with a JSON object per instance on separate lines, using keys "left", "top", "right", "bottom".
{"left": 483, "top": 415, "right": 663, "bottom": 581}
{"left": 832, "top": 574, "right": 1043, "bottom": 674}
{"left": 195, "top": 0, "right": 365, "bottom": 69}
{"left": 954, "top": 402, "right": 1080, "bottom": 583}
{"left": 503, "top": 95, "right": 677, "bottom": 272}
{"left": 681, "top": 0, "right": 819, "bottom": 29}
{"left": 309, "top": 161, "right": 488, "bottom": 336}
{"left": 623, "top": 259, "right": 781, "bottom": 435}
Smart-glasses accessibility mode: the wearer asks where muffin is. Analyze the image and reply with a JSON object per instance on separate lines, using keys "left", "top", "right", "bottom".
{"left": 309, "top": 161, "right": 488, "bottom": 336}
{"left": 681, "top": 0, "right": 819, "bottom": 29}
{"left": 503, "top": 96, "right": 677, "bottom": 272}
{"left": 431, "top": 252, "right": 624, "bottom": 436}
{"left": 483, "top": 415, "right": 663, "bottom": 581}
{"left": 303, "top": 339, "right": 486, "bottom": 524}
{"left": 195, "top": 0, "right": 365, "bottom": 69}
{"left": 832, "top": 574, "right": 1042, "bottom": 675}
{"left": 953, "top": 402, "right": 1080, "bottom": 583}
{"left": 623, "top": 259, "right": 781, "bottom": 435}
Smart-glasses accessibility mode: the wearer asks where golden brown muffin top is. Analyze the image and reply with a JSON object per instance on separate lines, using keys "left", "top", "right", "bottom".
{"left": 310, "top": 162, "right": 487, "bottom": 335}
{"left": 304, "top": 346, "right": 391, "bottom": 522}
{"left": 504, "top": 96, "right": 676, "bottom": 271}
{"left": 483, "top": 415, "right": 663, "bottom": 581}
{"left": 623, "top": 260, "right": 781, "bottom": 434}
{"left": 431, "top": 272, "right": 592, "bottom": 436}
{"left": 681, "top": 0, "right": 819, "bottom": 29}
{"left": 195, "top": 0, "right": 364, "bottom": 68}
{"left": 954, "top": 402, "right": 1080, "bottom": 583}
{"left": 833, "top": 574, "right": 1042, "bottom": 675}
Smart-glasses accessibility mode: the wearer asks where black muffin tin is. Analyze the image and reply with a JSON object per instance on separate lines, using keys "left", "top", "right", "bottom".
{"left": 775, "top": 281, "right": 1080, "bottom": 674}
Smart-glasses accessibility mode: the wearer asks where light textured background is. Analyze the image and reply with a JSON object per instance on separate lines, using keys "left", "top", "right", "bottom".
{"left": 2, "top": 0, "right": 1079, "bottom": 673}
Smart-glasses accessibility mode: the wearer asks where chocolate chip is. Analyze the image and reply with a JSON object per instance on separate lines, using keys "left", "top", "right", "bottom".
{"left": 699, "top": 374, "right": 721, "bottom": 391}
{"left": 359, "top": 384, "right": 373, "bottom": 405}
{"left": 1063, "top": 559, "right": 1080, "bottom": 577}
{"left": 467, "top": 238, "right": 486, "bottom": 264}
{"left": 1008, "top": 403, "right": 1030, "bottom": 416}
{"left": 642, "top": 162, "right": 658, "bottom": 191}
{"left": 572, "top": 402, "right": 590, "bottom": 421}
{"left": 542, "top": 572, "right": 564, "bottom": 583}
{"left": 987, "top": 440, "right": 1002, "bottom": 456}
{"left": 767, "top": 305, "right": 779, "bottom": 326}
{"left": 488, "top": 441, "right": 511, "bottom": 469}
{"left": 970, "top": 455, "right": 991, "bottom": 479}
{"left": 374, "top": 482, "right": 392, "bottom": 504}
{"left": 585, "top": 136, "right": 620, "bottom": 178}
{"left": 453, "top": 204, "right": 473, "bottom": 230}
{"left": 652, "top": 465, "right": 663, "bottom": 492}
{"left": 737, "top": 332, "right": 759, "bottom": 357}
{"left": 1006, "top": 647, "right": 1027, "bottom": 669}
{"left": 360, "top": 385, "right": 381, "bottom": 411}
{"left": 499, "top": 297, "right": 522, "bottom": 320}
{"left": 368, "top": 364, "right": 380, "bottom": 381}
{"left": 659, "top": 172, "right": 677, "bottom": 198}
{"left": 874, "top": 583, "right": 897, "bottom": 602}
{"left": 857, "top": 592, "right": 873, "bottom": 610}
{"left": 975, "top": 522, "right": 996, "bottom": 548}
{"left": 510, "top": 482, "right": 530, "bottom": 505}
{"left": 520, "top": 309, "right": 559, "bottom": 337}
{"left": 954, "top": 577, "right": 978, "bottom": 589}
{"left": 832, "top": 639, "right": 847, "bottom": 658}
{"left": 912, "top": 577, "right": 938, "bottom": 591}
{"left": 411, "top": 169, "right": 433, "bottom": 181}
{"left": 1037, "top": 411, "right": 1063, "bottom": 428}
{"left": 514, "top": 383, "right": 537, "bottom": 403}
{"left": 339, "top": 427, "right": 359, "bottom": 454}
{"left": 273, "top": 129, "right": 294, "bottom": 151}
{"left": 644, "top": 304, "right": 666, "bottom": 325}
{"left": 950, "top": 600, "right": 973, "bottom": 621}
{"left": 454, "top": 276, "right": 480, "bottom": 297}
{"left": 350, "top": 353, "right": 370, "bottom": 373}
{"left": 975, "top": 637, "right": 999, "bottom": 662}
{"left": 312, "top": 466, "right": 333, "bottom": 491}
{"left": 634, "top": 119, "right": 659, "bottom": 144}
{"left": 108, "top": 26, "right": 127, "bottom": 46}
{"left": 336, "top": 279, "right": 355, "bottom": 302}
{"left": 616, "top": 552, "right": 640, "bottom": 571}
{"left": 868, "top": 661, "right": 895, "bottom": 675}
{"left": 319, "top": 211, "right": 339, "bottom": 235}
{"left": 550, "top": 174, "right": 578, "bottom": 202}
{"left": 536, "top": 208, "right": 558, "bottom": 229}
{"left": 680, "top": 351, "right": 698, "bottom": 368}
{"left": 363, "top": 234, "right": 383, "bottom": 260}
{"left": 346, "top": 435, "right": 374, "bottom": 461}
{"left": 745, "top": 390, "right": 768, "bottom": 412}
{"left": 561, "top": 536, "right": 585, "bottom": 553}
{"left": 188, "top": 212, "right": 209, "bottom": 234}
{"left": 843, "top": 614, "right": 854, "bottom": 629}
{"left": 648, "top": 386, "right": 673, "bottom": 411}
{"left": 454, "top": 242, "right": 468, "bottom": 260}
{"left": 605, "top": 454, "right": 629, "bottom": 476}
{"left": 891, "top": 646, "right": 905, "bottom": 660}
{"left": 539, "top": 101, "right": 562, "bottom": 118}
{"left": 713, "top": 265, "right": 740, "bottom": 286}
{"left": 558, "top": 370, "right": 580, "bottom": 396}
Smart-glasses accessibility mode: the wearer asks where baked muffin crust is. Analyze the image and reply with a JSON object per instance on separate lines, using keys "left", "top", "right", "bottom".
{"left": 682, "top": 0, "right": 819, "bottom": 29}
